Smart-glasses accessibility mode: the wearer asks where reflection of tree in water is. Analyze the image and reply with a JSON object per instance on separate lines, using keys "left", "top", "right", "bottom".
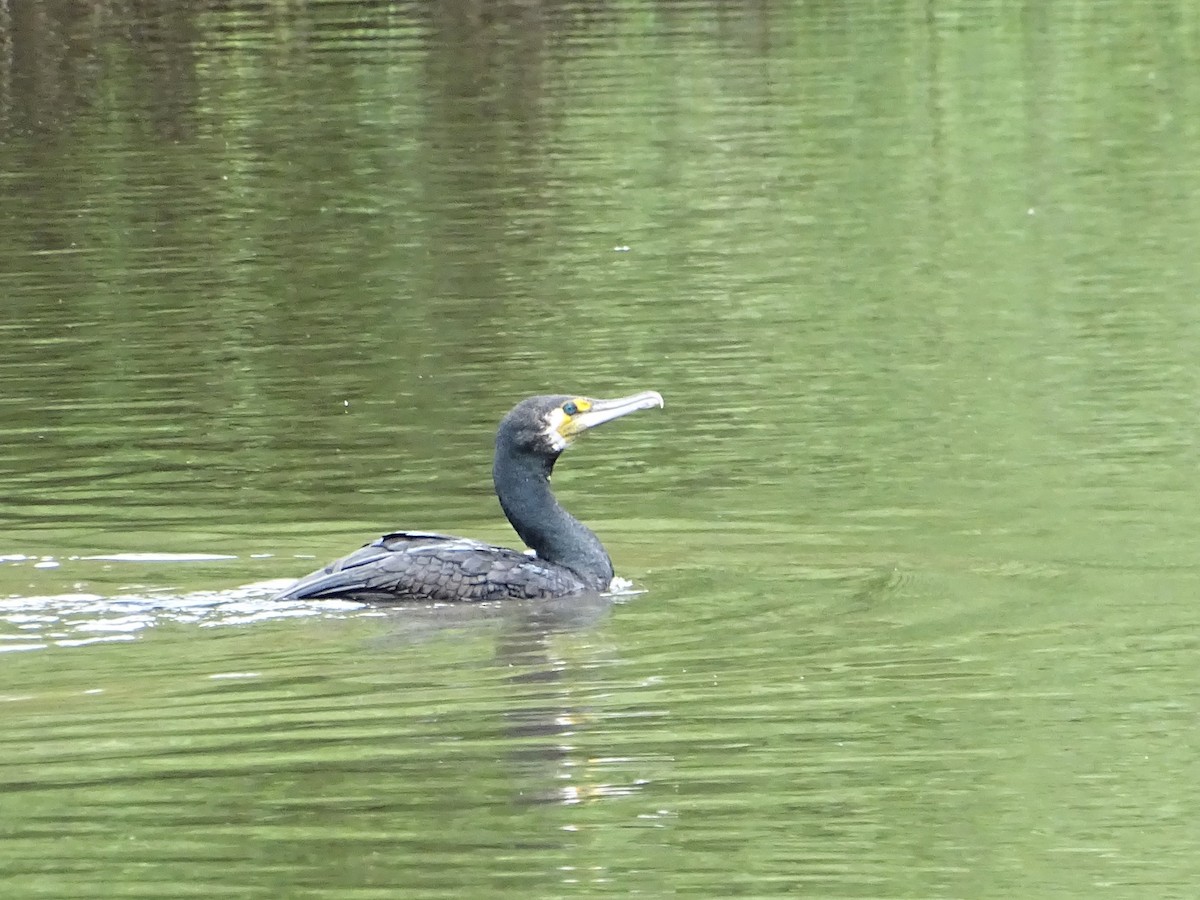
{"left": 0, "top": 2, "right": 9, "bottom": 131}
{"left": 407, "top": 0, "right": 580, "bottom": 345}
{"left": 0, "top": 1, "right": 202, "bottom": 142}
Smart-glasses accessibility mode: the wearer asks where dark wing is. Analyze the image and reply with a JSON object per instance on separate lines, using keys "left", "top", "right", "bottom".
{"left": 274, "top": 531, "right": 587, "bottom": 603}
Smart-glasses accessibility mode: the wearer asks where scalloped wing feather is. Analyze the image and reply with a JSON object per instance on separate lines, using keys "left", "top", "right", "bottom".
{"left": 274, "top": 531, "right": 587, "bottom": 603}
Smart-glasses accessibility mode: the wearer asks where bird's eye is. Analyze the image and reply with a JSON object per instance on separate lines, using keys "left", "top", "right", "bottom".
{"left": 562, "top": 401, "right": 579, "bottom": 416}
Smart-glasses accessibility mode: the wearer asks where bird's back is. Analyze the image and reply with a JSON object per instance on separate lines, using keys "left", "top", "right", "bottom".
{"left": 274, "top": 531, "right": 590, "bottom": 603}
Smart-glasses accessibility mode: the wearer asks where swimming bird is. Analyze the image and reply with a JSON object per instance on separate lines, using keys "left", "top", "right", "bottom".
{"left": 274, "top": 390, "right": 664, "bottom": 603}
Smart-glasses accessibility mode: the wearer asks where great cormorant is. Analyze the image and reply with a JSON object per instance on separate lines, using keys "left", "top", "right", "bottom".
{"left": 274, "top": 390, "right": 664, "bottom": 603}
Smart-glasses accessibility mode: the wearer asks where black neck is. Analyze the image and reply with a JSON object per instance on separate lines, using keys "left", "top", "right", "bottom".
{"left": 493, "top": 443, "right": 613, "bottom": 590}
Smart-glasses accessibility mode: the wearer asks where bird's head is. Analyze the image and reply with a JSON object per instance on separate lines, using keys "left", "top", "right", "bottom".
{"left": 498, "top": 390, "right": 665, "bottom": 458}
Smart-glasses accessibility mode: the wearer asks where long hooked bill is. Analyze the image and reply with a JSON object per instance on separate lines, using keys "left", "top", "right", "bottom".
{"left": 573, "top": 390, "right": 665, "bottom": 432}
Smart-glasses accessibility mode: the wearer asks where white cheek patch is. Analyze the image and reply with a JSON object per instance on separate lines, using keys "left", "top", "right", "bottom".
{"left": 545, "top": 408, "right": 571, "bottom": 451}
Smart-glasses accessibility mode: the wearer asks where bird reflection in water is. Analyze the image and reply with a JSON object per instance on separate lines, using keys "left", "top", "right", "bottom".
{"left": 363, "top": 589, "right": 649, "bottom": 809}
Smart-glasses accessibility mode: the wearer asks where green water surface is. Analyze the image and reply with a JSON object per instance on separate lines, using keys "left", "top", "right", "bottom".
{"left": 2, "top": 2, "right": 1200, "bottom": 897}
